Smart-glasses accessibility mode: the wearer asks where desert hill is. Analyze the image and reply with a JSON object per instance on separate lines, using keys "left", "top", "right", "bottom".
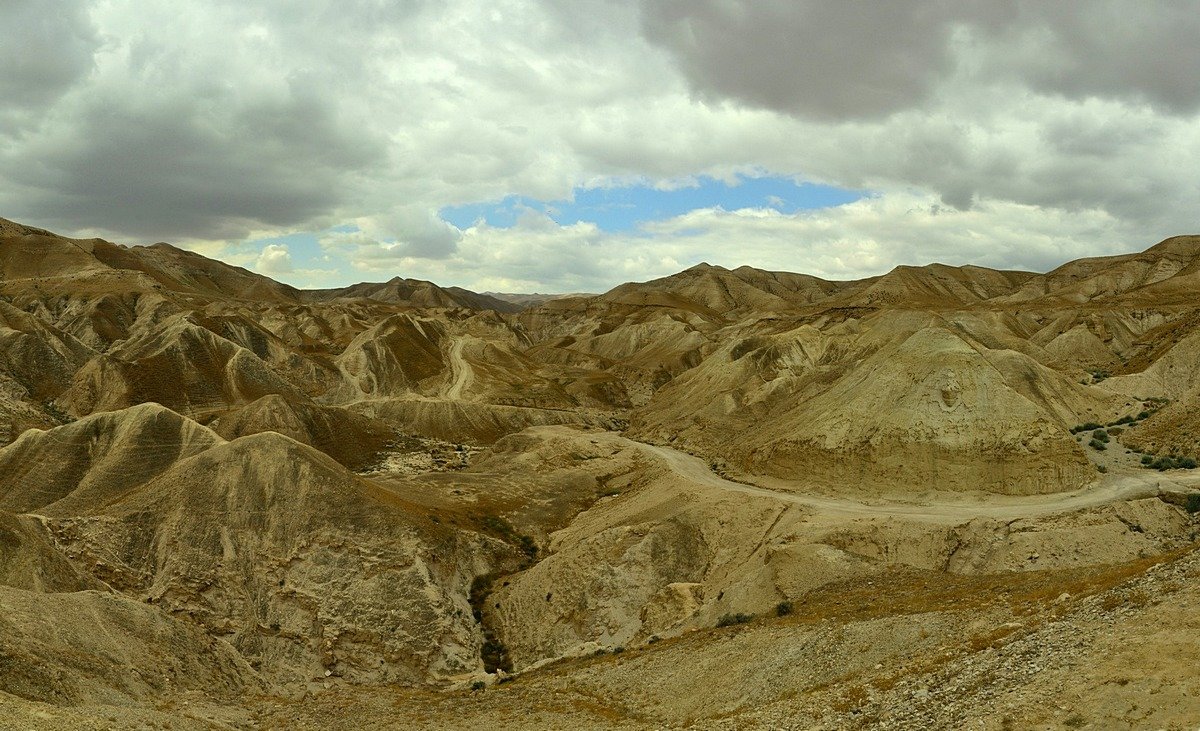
{"left": 213, "top": 393, "right": 396, "bottom": 468}
{"left": 832, "top": 262, "right": 1037, "bottom": 308}
{"left": 0, "top": 403, "right": 222, "bottom": 515}
{"left": 482, "top": 291, "right": 596, "bottom": 308}
{"left": 600, "top": 261, "right": 843, "bottom": 316}
{"left": 307, "top": 275, "right": 522, "bottom": 312}
{"left": 0, "top": 218, "right": 298, "bottom": 302}
{"left": 1, "top": 218, "right": 1200, "bottom": 728}
{"left": 1004, "top": 235, "right": 1200, "bottom": 305}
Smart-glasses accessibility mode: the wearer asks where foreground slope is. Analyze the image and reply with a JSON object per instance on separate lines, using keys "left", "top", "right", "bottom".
{"left": 0, "top": 405, "right": 523, "bottom": 692}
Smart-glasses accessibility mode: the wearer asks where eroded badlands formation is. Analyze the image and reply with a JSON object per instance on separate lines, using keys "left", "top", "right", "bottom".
{"left": 1, "top": 216, "right": 1199, "bottom": 729}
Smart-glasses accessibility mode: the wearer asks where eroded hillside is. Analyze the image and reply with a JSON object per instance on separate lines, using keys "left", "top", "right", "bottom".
{"left": 1, "top": 218, "right": 1199, "bottom": 730}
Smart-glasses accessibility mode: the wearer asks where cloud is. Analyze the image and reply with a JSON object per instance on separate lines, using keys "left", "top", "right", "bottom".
{"left": 639, "top": 0, "right": 968, "bottom": 120}
{"left": 993, "top": 3, "right": 1200, "bottom": 114}
{"left": 320, "top": 192, "right": 1133, "bottom": 293}
{"left": 639, "top": 1, "right": 1200, "bottom": 118}
{"left": 0, "top": 0, "right": 1197, "bottom": 291}
{"left": 0, "top": 1, "right": 386, "bottom": 242}
{"left": 633, "top": 194, "right": 1126, "bottom": 278}
{"left": 355, "top": 207, "right": 464, "bottom": 259}
{"left": 255, "top": 243, "right": 294, "bottom": 273}
{"left": 0, "top": 0, "right": 100, "bottom": 127}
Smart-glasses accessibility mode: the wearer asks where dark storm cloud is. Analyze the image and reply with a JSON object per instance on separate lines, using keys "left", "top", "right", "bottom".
{"left": 1003, "top": 3, "right": 1200, "bottom": 114}
{"left": 639, "top": 1, "right": 1200, "bottom": 119}
{"left": 0, "top": 0, "right": 99, "bottom": 115}
{"left": 0, "top": 0, "right": 427, "bottom": 243}
{"left": 638, "top": 0, "right": 968, "bottom": 120}
{"left": 7, "top": 79, "right": 385, "bottom": 241}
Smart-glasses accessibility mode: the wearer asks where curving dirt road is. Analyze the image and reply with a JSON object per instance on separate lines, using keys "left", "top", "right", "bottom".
{"left": 444, "top": 336, "right": 474, "bottom": 400}
{"left": 631, "top": 440, "right": 1200, "bottom": 523}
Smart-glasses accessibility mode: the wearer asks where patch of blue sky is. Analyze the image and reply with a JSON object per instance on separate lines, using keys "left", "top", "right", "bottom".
{"left": 242, "top": 230, "right": 326, "bottom": 271}
{"left": 439, "top": 175, "right": 867, "bottom": 232}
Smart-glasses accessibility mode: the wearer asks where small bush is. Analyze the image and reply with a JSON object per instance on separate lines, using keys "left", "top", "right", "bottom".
{"left": 775, "top": 600, "right": 794, "bottom": 617}
{"left": 1137, "top": 411, "right": 1151, "bottom": 420}
{"left": 516, "top": 534, "right": 538, "bottom": 559}
{"left": 1141, "top": 455, "right": 1154, "bottom": 465}
{"left": 1185, "top": 494, "right": 1200, "bottom": 514}
{"left": 1071, "top": 422, "right": 1103, "bottom": 434}
{"left": 1180, "top": 457, "right": 1198, "bottom": 470}
{"left": 471, "top": 680, "right": 486, "bottom": 691}
{"left": 40, "top": 400, "right": 74, "bottom": 424}
{"left": 1150, "top": 456, "right": 1177, "bottom": 471}
{"left": 1089, "top": 439, "right": 1107, "bottom": 451}
{"left": 716, "top": 613, "right": 754, "bottom": 628}
{"left": 1093, "top": 429, "right": 1110, "bottom": 442}
{"left": 1097, "top": 464, "right": 1108, "bottom": 474}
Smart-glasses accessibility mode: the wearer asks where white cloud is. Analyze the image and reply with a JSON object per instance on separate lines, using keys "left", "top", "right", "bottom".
{"left": 321, "top": 192, "right": 1131, "bottom": 293}
{"left": 255, "top": 243, "right": 294, "bottom": 274}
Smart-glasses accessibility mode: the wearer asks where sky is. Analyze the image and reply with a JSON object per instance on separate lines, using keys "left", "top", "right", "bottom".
{"left": 2, "top": 1, "right": 1198, "bottom": 293}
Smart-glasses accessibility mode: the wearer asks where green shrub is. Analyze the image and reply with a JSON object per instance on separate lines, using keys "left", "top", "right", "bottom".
{"left": 516, "top": 534, "right": 538, "bottom": 559}
{"left": 477, "top": 515, "right": 539, "bottom": 560}
{"left": 471, "top": 680, "right": 486, "bottom": 691}
{"left": 1093, "top": 429, "right": 1110, "bottom": 442}
{"left": 1179, "top": 457, "right": 1198, "bottom": 470}
{"left": 1141, "top": 455, "right": 1154, "bottom": 465}
{"left": 1072, "top": 422, "right": 1103, "bottom": 434}
{"left": 1097, "top": 464, "right": 1108, "bottom": 474}
{"left": 1151, "top": 457, "right": 1177, "bottom": 471}
{"left": 40, "top": 400, "right": 74, "bottom": 424}
{"left": 775, "top": 601, "right": 794, "bottom": 617}
{"left": 1089, "top": 439, "right": 1107, "bottom": 451}
{"left": 1186, "top": 494, "right": 1200, "bottom": 514}
{"left": 716, "top": 613, "right": 754, "bottom": 628}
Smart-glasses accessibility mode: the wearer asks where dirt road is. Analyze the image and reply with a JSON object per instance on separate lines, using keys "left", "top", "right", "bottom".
{"left": 632, "top": 440, "right": 1200, "bottom": 523}
{"left": 444, "top": 337, "right": 473, "bottom": 400}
